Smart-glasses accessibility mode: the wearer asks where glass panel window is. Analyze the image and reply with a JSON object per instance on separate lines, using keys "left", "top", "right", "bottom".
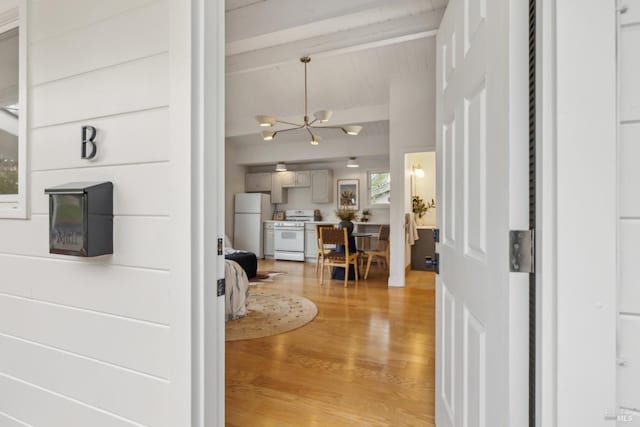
{"left": 0, "top": 5, "right": 27, "bottom": 218}
{"left": 369, "top": 171, "right": 391, "bottom": 205}
{"left": 0, "top": 29, "right": 19, "bottom": 197}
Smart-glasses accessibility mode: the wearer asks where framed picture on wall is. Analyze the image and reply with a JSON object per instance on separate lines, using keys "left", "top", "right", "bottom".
{"left": 337, "top": 179, "right": 359, "bottom": 210}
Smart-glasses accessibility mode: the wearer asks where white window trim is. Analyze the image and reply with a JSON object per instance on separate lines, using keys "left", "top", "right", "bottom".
{"left": 0, "top": 4, "right": 28, "bottom": 219}
{"left": 367, "top": 169, "right": 391, "bottom": 207}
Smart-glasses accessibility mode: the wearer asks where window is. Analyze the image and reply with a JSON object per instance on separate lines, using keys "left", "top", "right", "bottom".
{"left": 368, "top": 170, "right": 390, "bottom": 205}
{"left": 0, "top": 6, "right": 27, "bottom": 218}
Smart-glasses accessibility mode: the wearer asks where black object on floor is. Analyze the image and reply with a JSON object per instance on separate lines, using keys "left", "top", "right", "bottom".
{"left": 225, "top": 252, "right": 257, "bottom": 279}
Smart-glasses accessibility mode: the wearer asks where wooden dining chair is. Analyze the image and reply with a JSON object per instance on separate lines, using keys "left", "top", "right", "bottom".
{"left": 362, "top": 224, "right": 390, "bottom": 279}
{"left": 319, "top": 227, "right": 358, "bottom": 287}
{"left": 315, "top": 224, "right": 336, "bottom": 273}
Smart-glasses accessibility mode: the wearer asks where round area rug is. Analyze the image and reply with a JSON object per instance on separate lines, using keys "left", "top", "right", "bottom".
{"left": 226, "top": 288, "right": 318, "bottom": 341}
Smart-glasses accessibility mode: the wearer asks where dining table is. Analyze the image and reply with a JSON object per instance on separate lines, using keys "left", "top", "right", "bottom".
{"left": 352, "top": 232, "right": 374, "bottom": 252}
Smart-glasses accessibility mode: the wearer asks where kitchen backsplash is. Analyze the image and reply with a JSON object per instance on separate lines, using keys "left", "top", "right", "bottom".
{"left": 273, "top": 186, "right": 390, "bottom": 222}
{"left": 248, "top": 158, "right": 392, "bottom": 223}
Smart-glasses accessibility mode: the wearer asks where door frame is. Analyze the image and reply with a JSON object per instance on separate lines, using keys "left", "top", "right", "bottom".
{"left": 191, "top": 0, "right": 621, "bottom": 425}
{"left": 189, "top": 0, "right": 226, "bottom": 425}
{"left": 535, "top": 1, "right": 617, "bottom": 425}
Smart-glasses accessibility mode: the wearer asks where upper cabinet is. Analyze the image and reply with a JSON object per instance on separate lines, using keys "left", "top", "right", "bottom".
{"left": 245, "top": 169, "right": 331, "bottom": 203}
{"left": 245, "top": 172, "right": 272, "bottom": 192}
{"left": 311, "top": 170, "right": 333, "bottom": 203}
{"left": 295, "top": 171, "right": 311, "bottom": 187}
{"left": 271, "top": 172, "right": 288, "bottom": 204}
{"left": 281, "top": 171, "right": 310, "bottom": 188}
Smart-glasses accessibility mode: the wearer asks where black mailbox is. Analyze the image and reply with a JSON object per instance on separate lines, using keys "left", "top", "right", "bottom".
{"left": 45, "top": 182, "right": 113, "bottom": 257}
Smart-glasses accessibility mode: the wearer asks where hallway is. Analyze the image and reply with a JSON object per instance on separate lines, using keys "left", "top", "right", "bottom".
{"left": 225, "top": 260, "right": 436, "bottom": 426}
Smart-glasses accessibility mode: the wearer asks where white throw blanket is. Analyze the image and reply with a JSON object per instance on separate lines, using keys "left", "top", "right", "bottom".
{"left": 405, "top": 212, "right": 419, "bottom": 246}
{"left": 225, "top": 259, "right": 249, "bottom": 321}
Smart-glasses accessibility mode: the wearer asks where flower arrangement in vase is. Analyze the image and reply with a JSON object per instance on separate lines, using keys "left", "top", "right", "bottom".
{"left": 335, "top": 206, "right": 358, "bottom": 222}
{"left": 412, "top": 196, "right": 436, "bottom": 219}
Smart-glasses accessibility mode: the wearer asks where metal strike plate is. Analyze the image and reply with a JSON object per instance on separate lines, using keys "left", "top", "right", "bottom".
{"left": 510, "top": 230, "right": 535, "bottom": 273}
{"left": 433, "top": 228, "right": 440, "bottom": 243}
{"left": 217, "top": 278, "right": 225, "bottom": 297}
{"left": 217, "top": 238, "right": 223, "bottom": 256}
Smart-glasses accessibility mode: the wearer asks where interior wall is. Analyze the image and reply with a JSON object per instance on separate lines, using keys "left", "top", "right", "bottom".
{"left": 388, "top": 38, "right": 436, "bottom": 287}
{"left": 0, "top": 1, "right": 192, "bottom": 425}
{"left": 246, "top": 158, "right": 391, "bottom": 223}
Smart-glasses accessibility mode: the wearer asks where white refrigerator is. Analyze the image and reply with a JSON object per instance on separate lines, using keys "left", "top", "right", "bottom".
{"left": 233, "top": 193, "right": 271, "bottom": 257}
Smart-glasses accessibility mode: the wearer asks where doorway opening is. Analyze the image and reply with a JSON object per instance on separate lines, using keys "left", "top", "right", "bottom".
{"left": 405, "top": 151, "right": 437, "bottom": 276}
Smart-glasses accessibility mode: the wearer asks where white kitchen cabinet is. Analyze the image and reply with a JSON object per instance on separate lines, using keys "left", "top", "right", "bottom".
{"left": 295, "top": 171, "right": 311, "bottom": 187}
{"left": 264, "top": 222, "right": 274, "bottom": 257}
{"left": 271, "top": 172, "right": 288, "bottom": 204}
{"left": 245, "top": 172, "right": 272, "bottom": 192}
{"left": 282, "top": 171, "right": 311, "bottom": 188}
{"left": 280, "top": 171, "right": 295, "bottom": 187}
{"left": 311, "top": 170, "right": 333, "bottom": 203}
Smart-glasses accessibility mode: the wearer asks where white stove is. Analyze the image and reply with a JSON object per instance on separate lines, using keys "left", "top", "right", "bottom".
{"left": 274, "top": 210, "right": 314, "bottom": 261}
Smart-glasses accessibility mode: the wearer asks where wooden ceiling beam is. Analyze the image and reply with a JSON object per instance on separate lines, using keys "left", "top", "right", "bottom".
{"left": 226, "top": 8, "right": 443, "bottom": 76}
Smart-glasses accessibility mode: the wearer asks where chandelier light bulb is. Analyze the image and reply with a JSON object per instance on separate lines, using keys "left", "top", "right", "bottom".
{"left": 342, "top": 125, "right": 363, "bottom": 136}
{"left": 256, "top": 115, "right": 276, "bottom": 127}
{"left": 262, "top": 130, "right": 277, "bottom": 141}
{"left": 310, "top": 134, "right": 321, "bottom": 145}
{"left": 314, "top": 110, "right": 333, "bottom": 123}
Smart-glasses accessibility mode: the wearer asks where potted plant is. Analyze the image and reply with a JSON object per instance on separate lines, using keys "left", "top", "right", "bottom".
{"left": 335, "top": 206, "right": 358, "bottom": 234}
{"left": 412, "top": 196, "right": 436, "bottom": 220}
{"left": 361, "top": 209, "right": 371, "bottom": 222}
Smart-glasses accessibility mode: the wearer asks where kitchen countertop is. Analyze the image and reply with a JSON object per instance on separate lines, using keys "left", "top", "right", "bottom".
{"left": 264, "top": 220, "right": 388, "bottom": 225}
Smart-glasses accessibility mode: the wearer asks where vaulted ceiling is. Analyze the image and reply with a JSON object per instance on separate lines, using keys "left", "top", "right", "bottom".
{"left": 225, "top": 0, "right": 447, "bottom": 145}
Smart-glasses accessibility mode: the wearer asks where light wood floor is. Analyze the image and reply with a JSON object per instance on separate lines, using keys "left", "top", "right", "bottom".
{"left": 226, "top": 260, "right": 436, "bottom": 427}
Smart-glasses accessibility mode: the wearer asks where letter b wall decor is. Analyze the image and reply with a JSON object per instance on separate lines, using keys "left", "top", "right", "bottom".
{"left": 81, "top": 125, "right": 98, "bottom": 159}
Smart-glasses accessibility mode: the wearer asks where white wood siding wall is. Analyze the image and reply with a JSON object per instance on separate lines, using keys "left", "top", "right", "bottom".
{"left": 0, "top": 1, "right": 185, "bottom": 425}
{"left": 618, "top": 0, "right": 640, "bottom": 419}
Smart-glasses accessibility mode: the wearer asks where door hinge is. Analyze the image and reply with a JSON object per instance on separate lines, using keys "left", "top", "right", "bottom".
{"left": 510, "top": 230, "right": 535, "bottom": 273}
{"left": 217, "top": 278, "right": 225, "bottom": 297}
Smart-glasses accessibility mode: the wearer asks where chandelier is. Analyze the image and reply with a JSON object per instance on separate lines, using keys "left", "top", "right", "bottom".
{"left": 256, "top": 56, "right": 363, "bottom": 145}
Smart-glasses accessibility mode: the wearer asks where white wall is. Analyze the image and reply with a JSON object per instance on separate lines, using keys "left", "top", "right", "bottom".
{"left": 225, "top": 141, "right": 246, "bottom": 240}
{"left": 0, "top": 1, "right": 193, "bottom": 425}
{"left": 617, "top": 0, "right": 640, "bottom": 419}
{"left": 388, "top": 38, "right": 436, "bottom": 287}
{"left": 551, "top": 1, "right": 617, "bottom": 425}
{"left": 406, "top": 151, "right": 436, "bottom": 227}
{"left": 246, "top": 158, "right": 391, "bottom": 223}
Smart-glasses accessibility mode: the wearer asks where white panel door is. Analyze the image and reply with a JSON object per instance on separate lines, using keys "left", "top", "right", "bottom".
{"left": 618, "top": 1, "right": 640, "bottom": 422}
{"left": 435, "top": 0, "right": 529, "bottom": 426}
